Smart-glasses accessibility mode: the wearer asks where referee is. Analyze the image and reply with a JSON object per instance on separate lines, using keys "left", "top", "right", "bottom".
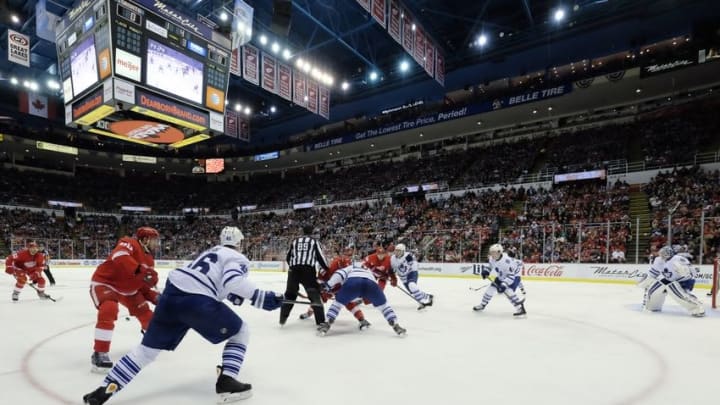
{"left": 280, "top": 225, "right": 329, "bottom": 326}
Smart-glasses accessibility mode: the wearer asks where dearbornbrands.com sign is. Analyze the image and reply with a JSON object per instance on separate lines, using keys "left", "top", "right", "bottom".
{"left": 131, "top": 89, "right": 209, "bottom": 130}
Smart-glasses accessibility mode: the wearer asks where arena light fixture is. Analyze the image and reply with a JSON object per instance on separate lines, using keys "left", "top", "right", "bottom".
{"left": 270, "top": 106, "right": 276, "bottom": 113}
{"left": 10, "top": 77, "right": 18, "bottom": 85}
{"left": 477, "top": 34, "right": 488, "bottom": 47}
{"left": 271, "top": 42, "right": 280, "bottom": 54}
{"left": 341, "top": 81, "right": 349, "bottom": 91}
{"left": 234, "top": 103, "right": 242, "bottom": 112}
{"left": 243, "top": 107, "right": 251, "bottom": 116}
{"left": 259, "top": 35, "right": 268, "bottom": 46}
{"left": 11, "top": 15, "right": 20, "bottom": 24}
{"left": 220, "top": 11, "right": 228, "bottom": 22}
{"left": 282, "top": 49, "right": 292, "bottom": 60}
{"left": 47, "top": 79, "right": 60, "bottom": 90}
{"left": 399, "top": 60, "right": 410, "bottom": 72}
{"left": 369, "top": 71, "right": 379, "bottom": 82}
{"left": 553, "top": 8, "right": 566, "bottom": 23}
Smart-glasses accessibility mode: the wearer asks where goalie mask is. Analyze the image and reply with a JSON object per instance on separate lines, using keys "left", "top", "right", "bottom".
{"left": 394, "top": 243, "right": 406, "bottom": 258}
{"left": 658, "top": 246, "right": 674, "bottom": 260}
{"left": 489, "top": 244, "right": 504, "bottom": 260}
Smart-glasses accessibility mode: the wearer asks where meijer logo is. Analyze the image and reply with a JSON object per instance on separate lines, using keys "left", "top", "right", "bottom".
{"left": 523, "top": 264, "right": 564, "bottom": 277}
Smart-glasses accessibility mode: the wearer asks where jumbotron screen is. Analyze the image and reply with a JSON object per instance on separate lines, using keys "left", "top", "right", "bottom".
{"left": 56, "top": 0, "right": 231, "bottom": 117}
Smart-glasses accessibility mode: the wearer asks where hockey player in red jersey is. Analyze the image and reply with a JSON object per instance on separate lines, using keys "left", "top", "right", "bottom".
{"left": 363, "top": 245, "right": 397, "bottom": 291}
{"left": 89, "top": 227, "right": 161, "bottom": 373}
{"left": 5, "top": 241, "right": 48, "bottom": 302}
{"left": 300, "top": 246, "right": 370, "bottom": 329}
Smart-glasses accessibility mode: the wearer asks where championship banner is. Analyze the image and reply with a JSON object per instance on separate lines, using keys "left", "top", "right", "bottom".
{"left": 307, "top": 80, "right": 319, "bottom": 114}
{"left": 35, "top": 0, "right": 61, "bottom": 43}
{"left": 232, "top": 0, "right": 253, "bottom": 47}
{"left": 261, "top": 53, "right": 277, "bottom": 94}
{"left": 8, "top": 29, "right": 30, "bottom": 67}
{"left": 293, "top": 69, "right": 307, "bottom": 107}
{"left": 319, "top": 86, "right": 330, "bottom": 119}
{"left": 278, "top": 62, "right": 292, "bottom": 101}
{"left": 413, "top": 27, "right": 426, "bottom": 65}
{"left": 424, "top": 42, "right": 435, "bottom": 76}
{"left": 435, "top": 52, "right": 445, "bottom": 86}
{"left": 230, "top": 49, "right": 241, "bottom": 76}
{"left": 388, "top": 1, "right": 402, "bottom": 44}
{"left": 357, "top": 0, "right": 371, "bottom": 12}
{"left": 225, "top": 109, "right": 239, "bottom": 138}
{"left": 401, "top": 12, "right": 414, "bottom": 54}
{"left": 371, "top": 0, "right": 387, "bottom": 28}
{"left": 242, "top": 45, "right": 259, "bottom": 85}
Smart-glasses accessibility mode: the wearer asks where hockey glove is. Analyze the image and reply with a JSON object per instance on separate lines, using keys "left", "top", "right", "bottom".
{"left": 320, "top": 282, "right": 331, "bottom": 293}
{"left": 390, "top": 275, "right": 398, "bottom": 287}
{"left": 493, "top": 278, "right": 507, "bottom": 293}
{"left": 251, "top": 289, "right": 284, "bottom": 311}
{"left": 227, "top": 293, "right": 244, "bottom": 306}
{"left": 135, "top": 266, "right": 159, "bottom": 287}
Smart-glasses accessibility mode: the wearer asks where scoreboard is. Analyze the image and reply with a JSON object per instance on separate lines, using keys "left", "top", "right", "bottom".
{"left": 55, "top": 0, "right": 232, "bottom": 147}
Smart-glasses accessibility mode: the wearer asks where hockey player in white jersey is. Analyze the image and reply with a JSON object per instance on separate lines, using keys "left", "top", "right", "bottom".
{"left": 83, "top": 227, "right": 285, "bottom": 405}
{"left": 472, "top": 244, "right": 526, "bottom": 316}
{"left": 637, "top": 246, "right": 705, "bottom": 317}
{"left": 390, "top": 243, "right": 433, "bottom": 310}
{"left": 317, "top": 264, "right": 406, "bottom": 337}
{"left": 637, "top": 246, "right": 674, "bottom": 306}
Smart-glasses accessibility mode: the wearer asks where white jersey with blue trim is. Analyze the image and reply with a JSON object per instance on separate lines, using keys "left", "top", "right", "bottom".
{"left": 648, "top": 256, "right": 668, "bottom": 279}
{"left": 167, "top": 245, "right": 257, "bottom": 301}
{"left": 488, "top": 253, "right": 522, "bottom": 284}
{"left": 390, "top": 252, "right": 418, "bottom": 280}
{"left": 656, "top": 255, "right": 695, "bottom": 283}
{"left": 327, "top": 265, "right": 375, "bottom": 289}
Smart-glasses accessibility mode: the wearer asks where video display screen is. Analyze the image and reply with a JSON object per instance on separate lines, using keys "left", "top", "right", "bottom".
{"left": 146, "top": 39, "right": 204, "bottom": 104}
{"left": 70, "top": 36, "right": 99, "bottom": 97}
{"left": 205, "top": 158, "right": 225, "bottom": 174}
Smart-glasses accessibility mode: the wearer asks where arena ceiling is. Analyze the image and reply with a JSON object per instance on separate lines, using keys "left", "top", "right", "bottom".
{"left": 0, "top": 0, "right": 716, "bottom": 155}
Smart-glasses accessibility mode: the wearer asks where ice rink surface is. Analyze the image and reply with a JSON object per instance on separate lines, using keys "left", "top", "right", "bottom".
{"left": 1, "top": 267, "right": 718, "bottom": 405}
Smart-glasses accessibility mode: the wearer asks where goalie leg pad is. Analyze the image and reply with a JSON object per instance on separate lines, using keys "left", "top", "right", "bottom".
{"left": 667, "top": 281, "right": 704, "bottom": 316}
{"left": 644, "top": 281, "right": 667, "bottom": 311}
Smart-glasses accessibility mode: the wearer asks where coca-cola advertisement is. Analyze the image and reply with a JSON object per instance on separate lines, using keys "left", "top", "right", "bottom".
{"left": 522, "top": 264, "right": 565, "bottom": 278}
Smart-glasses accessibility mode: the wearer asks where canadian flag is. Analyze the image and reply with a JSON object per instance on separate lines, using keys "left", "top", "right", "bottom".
{"left": 19, "top": 92, "right": 55, "bottom": 119}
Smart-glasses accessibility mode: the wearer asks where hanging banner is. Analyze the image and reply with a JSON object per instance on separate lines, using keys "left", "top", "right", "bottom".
{"left": 413, "top": 26, "right": 426, "bottom": 65}
{"left": 35, "top": 0, "right": 61, "bottom": 43}
{"left": 357, "top": 0, "right": 371, "bottom": 12}
{"left": 424, "top": 42, "right": 435, "bottom": 76}
{"left": 237, "top": 113, "right": 250, "bottom": 142}
{"left": 225, "top": 109, "right": 239, "bottom": 138}
{"left": 230, "top": 0, "right": 253, "bottom": 76}
{"left": 242, "top": 45, "right": 259, "bottom": 85}
{"left": 402, "top": 12, "right": 414, "bottom": 54}
{"left": 435, "top": 52, "right": 445, "bottom": 86}
{"left": 261, "top": 53, "right": 277, "bottom": 94}
{"left": 19, "top": 92, "right": 54, "bottom": 119}
{"left": 8, "top": 29, "right": 30, "bottom": 67}
{"left": 319, "top": 86, "right": 330, "bottom": 119}
{"left": 293, "top": 69, "right": 307, "bottom": 107}
{"left": 307, "top": 80, "right": 319, "bottom": 114}
{"left": 278, "top": 62, "right": 292, "bottom": 101}
{"left": 388, "top": 1, "right": 402, "bottom": 44}
{"left": 372, "top": 0, "right": 387, "bottom": 28}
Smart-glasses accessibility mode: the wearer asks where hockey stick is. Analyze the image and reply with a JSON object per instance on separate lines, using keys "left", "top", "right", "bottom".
{"left": 282, "top": 299, "right": 324, "bottom": 308}
{"left": 395, "top": 284, "right": 423, "bottom": 304}
{"left": 468, "top": 283, "right": 491, "bottom": 292}
{"left": 27, "top": 283, "right": 62, "bottom": 302}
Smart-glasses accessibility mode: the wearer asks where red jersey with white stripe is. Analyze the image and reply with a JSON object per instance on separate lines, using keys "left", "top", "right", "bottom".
{"left": 5, "top": 249, "right": 45, "bottom": 274}
{"left": 91, "top": 237, "right": 155, "bottom": 294}
{"left": 363, "top": 253, "right": 392, "bottom": 280}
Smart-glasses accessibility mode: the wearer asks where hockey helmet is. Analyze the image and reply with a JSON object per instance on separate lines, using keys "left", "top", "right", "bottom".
{"left": 394, "top": 243, "right": 406, "bottom": 258}
{"left": 489, "top": 244, "right": 504, "bottom": 260}
{"left": 220, "top": 226, "right": 245, "bottom": 248}
{"left": 136, "top": 227, "right": 160, "bottom": 240}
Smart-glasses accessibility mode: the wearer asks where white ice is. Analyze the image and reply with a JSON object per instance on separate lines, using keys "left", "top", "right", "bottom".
{"left": 1, "top": 268, "right": 718, "bottom": 405}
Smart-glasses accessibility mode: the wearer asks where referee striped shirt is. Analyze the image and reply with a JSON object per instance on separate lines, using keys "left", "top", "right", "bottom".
{"left": 286, "top": 237, "right": 329, "bottom": 270}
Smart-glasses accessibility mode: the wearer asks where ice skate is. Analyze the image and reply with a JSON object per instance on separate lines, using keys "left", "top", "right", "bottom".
{"left": 36, "top": 289, "right": 49, "bottom": 300}
{"left": 472, "top": 304, "right": 485, "bottom": 312}
{"left": 83, "top": 380, "right": 119, "bottom": 405}
{"left": 11, "top": 291, "right": 19, "bottom": 302}
{"left": 316, "top": 322, "right": 331, "bottom": 336}
{"left": 358, "top": 319, "right": 371, "bottom": 330}
{"left": 299, "top": 310, "right": 312, "bottom": 320}
{"left": 417, "top": 294, "right": 433, "bottom": 310}
{"left": 513, "top": 304, "right": 527, "bottom": 317}
{"left": 91, "top": 351, "right": 113, "bottom": 374}
{"left": 391, "top": 322, "right": 407, "bottom": 336}
{"left": 216, "top": 366, "right": 252, "bottom": 403}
